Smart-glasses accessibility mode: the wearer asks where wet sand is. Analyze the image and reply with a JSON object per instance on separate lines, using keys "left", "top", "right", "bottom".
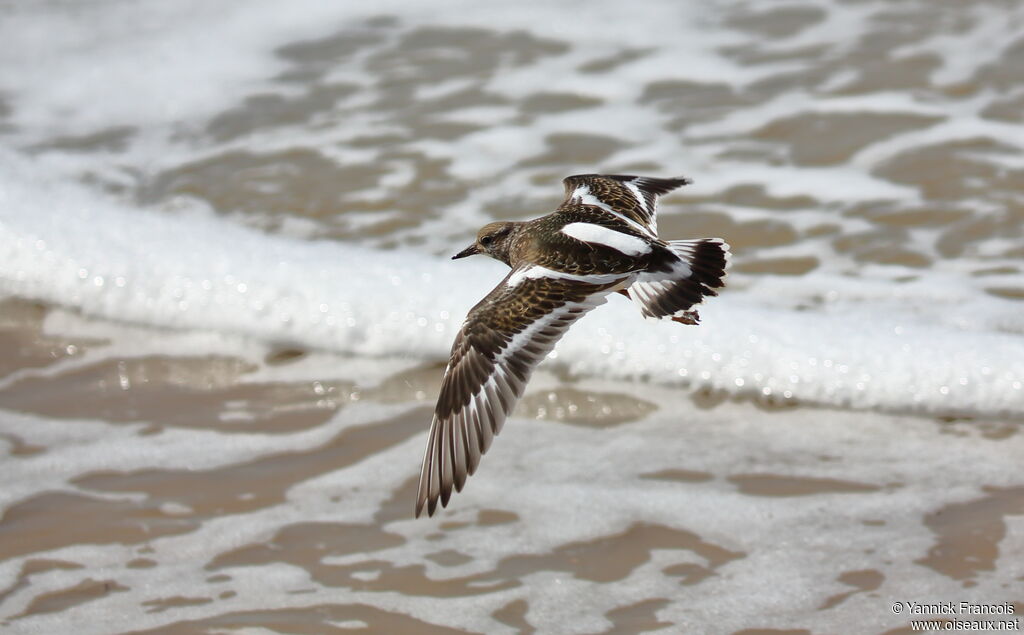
{"left": 1, "top": 299, "right": 1021, "bottom": 633}
{"left": 2, "top": 1, "right": 1024, "bottom": 632}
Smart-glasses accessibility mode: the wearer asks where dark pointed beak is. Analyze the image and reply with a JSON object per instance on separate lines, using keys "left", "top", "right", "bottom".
{"left": 452, "top": 243, "right": 480, "bottom": 260}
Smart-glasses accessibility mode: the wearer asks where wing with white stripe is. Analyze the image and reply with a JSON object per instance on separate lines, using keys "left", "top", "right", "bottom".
{"left": 415, "top": 269, "right": 625, "bottom": 517}
{"left": 561, "top": 174, "right": 691, "bottom": 236}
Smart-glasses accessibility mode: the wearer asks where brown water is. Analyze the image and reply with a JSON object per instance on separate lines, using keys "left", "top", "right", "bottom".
{"left": 2, "top": 1, "right": 1024, "bottom": 633}
{"left": 2, "top": 296, "right": 1022, "bottom": 633}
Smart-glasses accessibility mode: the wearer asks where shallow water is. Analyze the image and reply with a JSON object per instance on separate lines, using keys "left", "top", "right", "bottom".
{"left": 1, "top": 0, "right": 1023, "bottom": 632}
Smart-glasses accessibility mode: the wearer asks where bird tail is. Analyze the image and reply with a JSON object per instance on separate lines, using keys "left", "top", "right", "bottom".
{"left": 625, "top": 238, "right": 730, "bottom": 324}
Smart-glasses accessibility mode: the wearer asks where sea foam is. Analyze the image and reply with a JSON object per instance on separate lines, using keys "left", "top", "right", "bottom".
{"left": 1, "top": 151, "right": 1021, "bottom": 419}
{"left": 3, "top": 3, "right": 1024, "bottom": 633}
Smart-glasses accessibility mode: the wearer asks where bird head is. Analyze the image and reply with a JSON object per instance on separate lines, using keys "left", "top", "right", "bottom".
{"left": 453, "top": 221, "right": 519, "bottom": 265}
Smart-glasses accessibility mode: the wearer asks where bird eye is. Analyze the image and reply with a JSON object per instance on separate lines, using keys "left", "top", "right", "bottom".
{"left": 481, "top": 235, "right": 493, "bottom": 246}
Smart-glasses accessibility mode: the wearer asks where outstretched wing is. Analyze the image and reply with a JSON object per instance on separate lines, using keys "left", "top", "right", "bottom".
{"left": 560, "top": 174, "right": 691, "bottom": 237}
{"left": 415, "top": 267, "right": 627, "bottom": 517}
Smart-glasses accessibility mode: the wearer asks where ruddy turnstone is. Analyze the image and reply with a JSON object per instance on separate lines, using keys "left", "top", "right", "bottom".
{"left": 415, "top": 173, "right": 729, "bottom": 517}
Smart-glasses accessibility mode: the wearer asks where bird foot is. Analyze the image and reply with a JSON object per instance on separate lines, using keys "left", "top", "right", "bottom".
{"left": 671, "top": 311, "right": 701, "bottom": 325}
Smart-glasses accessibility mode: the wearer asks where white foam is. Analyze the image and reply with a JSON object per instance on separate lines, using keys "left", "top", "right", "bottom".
{"left": 2, "top": 4, "right": 1024, "bottom": 632}
{"left": 1, "top": 151, "right": 1021, "bottom": 419}
{"left": 3, "top": 389, "right": 1023, "bottom": 633}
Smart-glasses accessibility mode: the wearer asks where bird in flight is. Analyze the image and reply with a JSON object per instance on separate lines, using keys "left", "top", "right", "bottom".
{"left": 415, "top": 174, "right": 729, "bottom": 517}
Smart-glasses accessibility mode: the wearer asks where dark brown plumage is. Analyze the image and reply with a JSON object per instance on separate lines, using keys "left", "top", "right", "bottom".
{"left": 416, "top": 174, "right": 729, "bottom": 517}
